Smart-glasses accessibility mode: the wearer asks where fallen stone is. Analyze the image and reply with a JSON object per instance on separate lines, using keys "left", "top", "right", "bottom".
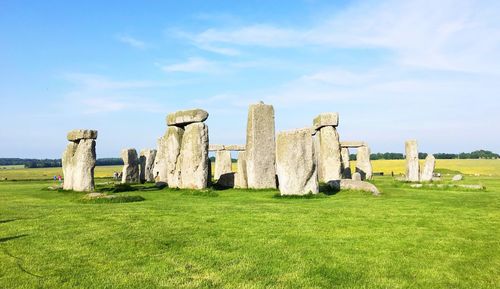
{"left": 341, "top": 147, "right": 352, "bottom": 179}
{"left": 328, "top": 179, "right": 380, "bottom": 196}
{"left": 67, "top": 129, "right": 98, "bottom": 141}
{"left": 452, "top": 174, "right": 463, "bottom": 181}
{"left": 234, "top": 151, "right": 248, "bottom": 189}
{"left": 420, "top": 154, "right": 435, "bottom": 182}
{"left": 317, "top": 126, "right": 342, "bottom": 182}
{"left": 179, "top": 122, "right": 209, "bottom": 189}
{"left": 356, "top": 146, "right": 373, "bottom": 180}
{"left": 214, "top": 150, "right": 232, "bottom": 180}
{"left": 313, "top": 113, "right": 339, "bottom": 130}
{"left": 121, "top": 148, "right": 140, "bottom": 184}
{"left": 352, "top": 172, "right": 362, "bottom": 181}
{"left": 224, "top": 145, "right": 245, "bottom": 151}
{"left": 246, "top": 102, "right": 277, "bottom": 189}
{"left": 139, "top": 149, "right": 157, "bottom": 183}
{"left": 405, "top": 140, "right": 420, "bottom": 182}
{"left": 276, "top": 128, "right": 318, "bottom": 196}
{"left": 166, "top": 109, "right": 208, "bottom": 127}
{"left": 83, "top": 192, "right": 117, "bottom": 200}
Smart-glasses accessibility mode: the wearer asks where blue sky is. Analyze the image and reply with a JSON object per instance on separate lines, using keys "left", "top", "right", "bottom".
{"left": 1, "top": 0, "right": 499, "bottom": 158}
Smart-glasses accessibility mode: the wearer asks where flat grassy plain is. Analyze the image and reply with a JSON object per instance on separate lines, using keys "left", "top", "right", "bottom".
{"left": 0, "top": 162, "right": 499, "bottom": 288}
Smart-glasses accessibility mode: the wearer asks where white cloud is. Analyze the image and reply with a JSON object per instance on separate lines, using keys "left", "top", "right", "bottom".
{"left": 161, "top": 57, "right": 218, "bottom": 73}
{"left": 116, "top": 34, "right": 148, "bottom": 49}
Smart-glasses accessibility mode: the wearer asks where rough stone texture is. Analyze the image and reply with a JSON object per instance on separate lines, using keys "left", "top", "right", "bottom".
{"left": 166, "top": 109, "right": 208, "bottom": 127}
{"left": 341, "top": 147, "right": 351, "bottom": 179}
{"left": 420, "top": 154, "right": 435, "bottom": 182}
{"left": 452, "top": 174, "right": 463, "bottom": 181}
{"left": 209, "top": 144, "right": 225, "bottom": 151}
{"left": 139, "top": 149, "right": 157, "bottom": 183}
{"left": 154, "top": 126, "right": 184, "bottom": 186}
{"left": 246, "top": 102, "right": 277, "bottom": 189}
{"left": 340, "top": 141, "right": 367, "bottom": 148}
{"left": 329, "top": 179, "right": 380, "bottom": 196}
{"left": 214, "top": 150, "right": 232, "bottom": 180}
{"left": 405, "top": 140, "right": 420, "bottom": 182}
{"left": 356, "top": 146, "right": 373, "bottom": 180}
{"left": 352, "top": 172, "right": 362, "bottom": 181}
{"left": 179, "top": 123, "right": 209, "bottom": 189}
{"left": 234, "top": 151, "right": 248, "bottom": 189}
{"left": 67, "top": 129, "right": 98, "bottom": 141}
{"left": 276, "top": 128, "right": 318, "bottom": 196}
{"left": 62, "top": 133, "right": 96, "bottom": 192}
{"left": 317, "top": 126, "right": 342, "bottom": 182}
{"left": 224, "top": 145, "right": 246, "bottom": 151}
{"left": 121, "top": 149, "right": 140, "bottom": 184}
{"left": 313, "top": 113, "right": 339, "bottom": 130}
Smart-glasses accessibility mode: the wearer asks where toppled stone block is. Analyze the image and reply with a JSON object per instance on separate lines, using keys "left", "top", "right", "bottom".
{"left": 313, "top": 113, "right": 339, "bottom": 130}
{"left": 329, "top": 179, "right": 380, "bottom": 196}
{"left": 67, "top": 129, "right": 98, "bottom": 141}
{"left": 166, "top": 109, "right": 208, "bottom": 127}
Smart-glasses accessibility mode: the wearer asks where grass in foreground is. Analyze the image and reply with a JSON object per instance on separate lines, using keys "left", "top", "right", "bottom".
{"left": 0, "top": 176, "right": 499, "bottom": 288}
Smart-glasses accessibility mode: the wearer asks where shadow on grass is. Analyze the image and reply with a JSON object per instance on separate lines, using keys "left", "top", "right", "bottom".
{"left": 0, "top": 234, "right": 28, "bottom": 243}
{"left": 0, "top": 219, "right": 17, "bottom": 224}
{"left": 181, "top": 189, "right": 219, "bottom": 197}
{"left": 273, "top": 192, "right": 330, "bottom": 199}
{"left": 96, "top": 183, "right": 163, "bottom": 193}
{"left": 79, "top": 195, "right": 146, "bottom": 204}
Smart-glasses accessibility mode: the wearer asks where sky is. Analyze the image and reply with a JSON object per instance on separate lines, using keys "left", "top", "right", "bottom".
{"left": 1, "top": 0, "right": 499, "bottom": 158}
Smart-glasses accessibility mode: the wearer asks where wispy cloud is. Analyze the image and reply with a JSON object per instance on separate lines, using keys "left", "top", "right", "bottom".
{"left": 116, "top": 34, "right": 148, "bottom": 49}
{"left": 161, "top": 57, "right": 218, "bottom": 73}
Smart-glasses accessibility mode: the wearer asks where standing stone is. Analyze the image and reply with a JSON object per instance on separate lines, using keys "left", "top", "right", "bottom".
{"left": 214, "top": 150, "right": 232, "bottom": 180}
{"left": 139, "top": 149, "right": 157, "bottom": 183}
{"left": 317, "top": 126, "right": 341, "bottom": 182}
{"left": 405, "top": 140, "right": 420, "bottom": 182}
{"left": 179, "top": 123, "right": 209, "bottom": 189}
{"left": 246, "top": 102, "right": 277, "bottom": 189}
{"left": 276, "top": 128, "right": 318, "bottom": 196}
{"left": 121, "top": 149, "right": 140, "bottom": 184}
{"left": 62, "top": 129, "right": 97, "bottom": 192}
{"left": 234, "top": 151, "right": 248, "bottom": 189}
{"left": 154, "top": 126, "right": 184, "bottom": 186}
{"left": 420, "top": 154, "right": 435, "bottom": 182}
{"left": 341, "top": 147, "right": 351, "bottom": 179}
{"left": 355, "top": 146, "right": 373, "bottom": 180}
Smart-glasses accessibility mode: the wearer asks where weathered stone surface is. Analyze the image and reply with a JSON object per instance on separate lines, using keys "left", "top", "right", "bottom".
{"left": 166, "top": 109, "right": 208, "bottom": 126}
{"left": 313, "top": 113, "right": 339, "bottom": 130}
{"left": 352, "top": 172, "right": 362, "bottom": 181}
{"left": 317, "top": 126, "right": 342, "bottom": 182}
{"left": 246, "top": 102, "right": 277, "bottom": 189}
{"left": 224, "top": 145, "right": 245, "bottom": 151}
{"left": 234, "top": 151, "right": 248, "bottom": 189}
{"left": 121, "top": 148, "right": 140, "bottom": 184}
{"left": 214, "top": 150, "right": 232, "bottom": 180}
{"left": 67, "top": 129, "right": 98, "bottom": 141}
{"left": 154, "top": 126, "right": 184, "bottom": 186}
{"left": 328, "top": 179, "right": 380, "bottom": 196}
{"left": 405, "top": 140, "right": 420, "bottom": 182}
{"left": 341, "top": 147, "right": 351, "bottom": 179}
{"left": 217, "top": 173, "right": 235, "bottom": 188}
{"left": 179, "top": 123, "right": 209, "bottom": 189}
{"left": 420, "top": 154, "right": 435, "bottom": 182}
{"left": 356, "top": 146, "right": 373, "bottom": 180}
{"left": 340, "top": 141, "right": 367, "bottom": 148}
{"left": 62, "top": 132, "right": 96, "bottom": 192}
{"left": 139, "top": 149, "right": 157, "bottom": 183}
{"left": 209, "top": 144, "right": 225, "bottom": 151}
{"left": 452, "top": 174, "right": 463, "bottom": 181}
{"left": 276, "top": 128, "right": 318, "bottom": 196}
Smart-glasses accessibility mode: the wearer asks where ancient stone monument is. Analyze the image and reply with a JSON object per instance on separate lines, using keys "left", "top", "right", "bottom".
{"left": 340, "top": 147, "right": 351, "bottom": 179}
{"left": 276, "top": 128, "right": 318, "bottom": 195}
{"left": 313, "top": 113, "right": 342, "bottom": 183}
{"left": 139, "top": 149, "right": 157, "bottom": 183}
{"left": 355, "top": 145, "right": 373, "bottom": 180}
{"left": 234, "top": 151, "right": 248, "bottom": 189}
{"left": 246, "top": 102, "right": 276, "bottom": 189}
{"left": 420, "top": 154, "right": 435, "bottom": 182}
{"left": 214, "top": 150, "right": 232, "bottom": 180}
{"left": 62, "top": 129, "right": 97, "bottom": 192}
{"left": 405, "top": 140, "right": 420, "bottom": 182}
{"left": 121, "top": 148, "right": 140, "bottom": 183}
{"left": 155, "top": 109, "right": 209, "bottom": 189}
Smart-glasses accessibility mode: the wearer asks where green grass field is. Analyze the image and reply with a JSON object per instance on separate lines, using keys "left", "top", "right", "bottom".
{"left": 0, "top": 162, "right": 499, "bottom": 288}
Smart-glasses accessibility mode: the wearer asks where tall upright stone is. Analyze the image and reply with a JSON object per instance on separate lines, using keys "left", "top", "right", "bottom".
{"left": 317, "top": 126, "right": 341, "bottom": 182}
{"left": 355, "top": 146, "right": 372, "bottom": 180}
{"left": 121, "top": 148, "right": 140, "bottom": 184}
{"left": 276, "top": 128, "right": 318, "bottom": 195}
{"left": 214, "top": 150, "right": 232, "bottom": 180}
{"left": 420, "top": 154, "right": 435, "bottom": 182}
{"left": 341, "top": 147, "right": 351, "bottom": 179}
{"left": 62, "top": 129, "right": 97, "bottom": 192}
{"left": 179, "top": 122, "right": 209, "bottom": 189}
{"left": 139, "top": 149, "right": 157, "bottom": 183}
{"left": 234, "top": 151, "right": 248, "bottom": 189}
{"left": 405, "top": 140, "right": 420, "bottom": 182}
{"left": 246, "top": 102, "right": 276, "bottom": 189}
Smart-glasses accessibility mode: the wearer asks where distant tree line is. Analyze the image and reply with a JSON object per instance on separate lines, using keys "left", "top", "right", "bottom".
{"left": 0, "top": 158, "right": 123, "bottom": 168}
{"left": 349, "top": 150, "right": 499, "bottom": 160}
